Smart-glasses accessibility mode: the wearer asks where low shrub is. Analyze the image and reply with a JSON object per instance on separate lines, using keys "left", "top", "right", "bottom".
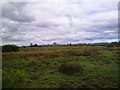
{"left": 2, "top": 45, "right": 19, "bottom": 52}
{"left": 59, "top": 62, "right": 84, "bottom": 74}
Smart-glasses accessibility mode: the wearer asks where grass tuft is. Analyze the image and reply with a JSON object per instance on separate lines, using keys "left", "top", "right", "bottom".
{"left": 59, "top": 62, "right": 84, "bottom": 74}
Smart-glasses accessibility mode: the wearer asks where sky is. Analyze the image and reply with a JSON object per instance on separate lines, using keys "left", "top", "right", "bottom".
{"left": 1, "top": 0, "right": 119, "bottom": 46}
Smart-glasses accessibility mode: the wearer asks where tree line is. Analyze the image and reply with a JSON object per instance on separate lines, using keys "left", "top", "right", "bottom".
{"left": 1, "top": 41, "right": 120, "bottom": 52}
{"left": 28, "top": 41, "right": 120, "bottom": 47}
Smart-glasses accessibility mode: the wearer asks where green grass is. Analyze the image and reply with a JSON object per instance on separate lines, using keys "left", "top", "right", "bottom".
{"left": 2, "top": 46, "right": 119, "bottom": 88}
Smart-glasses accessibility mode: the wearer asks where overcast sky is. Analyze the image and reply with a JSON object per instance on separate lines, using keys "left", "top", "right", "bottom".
{"left": 1, "top": 0, "right": 119, "bottom": 46}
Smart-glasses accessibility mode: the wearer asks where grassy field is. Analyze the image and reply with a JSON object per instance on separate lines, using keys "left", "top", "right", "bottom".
{"left": 2, "top": 46, "right": 119, "bottom": 88}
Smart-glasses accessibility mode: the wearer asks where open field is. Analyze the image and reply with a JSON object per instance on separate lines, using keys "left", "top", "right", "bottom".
{"left": 2, "top": 46, "right": 119, "bottom": 88}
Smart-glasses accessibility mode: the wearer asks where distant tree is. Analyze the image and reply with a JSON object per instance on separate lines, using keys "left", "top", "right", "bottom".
{"left": 66, "top": 43, "right": 71, "bottom": 46}
{"left": 22, "top": 46, "right": 26, "bottom": 48}
{"left": 2, "top": 45, "right": 19, "bottom": 52}
{"left": 54, "top": 42, "right": 57, "bottom": 45}
{"left": 33, "top": 44, "right": 38, "bottom": 47}
{"left": 53, "top": 42, "right": 57, "bottom": 45}
{"left": 30, "top": 43, "right": 33, "bottom": 47}
{"left": 110, "top": 42, "right": 119, "bottom": 47}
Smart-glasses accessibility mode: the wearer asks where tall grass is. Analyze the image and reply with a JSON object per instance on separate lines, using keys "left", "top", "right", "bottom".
{"left": 3, "top": 69, "right": 28, "bottom": 88}
{"left": 2, "top": 47, "right": 100, "bottom": 59}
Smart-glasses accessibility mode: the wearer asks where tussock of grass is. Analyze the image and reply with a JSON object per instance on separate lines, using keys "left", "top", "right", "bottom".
{"left": 59, "top": 62, "right": 84, "bottom": 74}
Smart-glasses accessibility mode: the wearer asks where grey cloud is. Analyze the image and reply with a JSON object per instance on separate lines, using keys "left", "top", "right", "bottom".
{"left": 2, "top": 19, "right": 20, "bottom": 31}
{"left": 96, "top": 21, "right": 117, "bottom": 30}
{"left": 2, "top": 2, "right": 35, "bottom": 22}
{"left": 2, "top": 1, "right": 118, "bottom": 45}
{"left": 36, "top": 23, "right": 60, "bottom": 28}
{"left": 82, "top": 19, "right": 118, "bottom": 35}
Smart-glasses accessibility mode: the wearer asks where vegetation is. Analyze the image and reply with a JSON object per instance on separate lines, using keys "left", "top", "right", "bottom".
{"left": 2, "top": 45, "right": 19, "bottom": 52}
{"left": 2, "top": 45, "right": 119, "bottom": 88}
{"left": 59, "top": 62, "right": 84, "bottom": 74}
{"left": 27, "top": 41, "right": 120, "bottom": 47}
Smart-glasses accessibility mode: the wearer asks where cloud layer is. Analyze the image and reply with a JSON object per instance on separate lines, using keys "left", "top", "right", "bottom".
{"left": 2, "top": 0, "right": 119, "bottom": 45}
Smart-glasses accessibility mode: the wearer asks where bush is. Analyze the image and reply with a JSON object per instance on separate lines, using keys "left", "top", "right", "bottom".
{"left": 2, "top": 45, "right": 19, "bottom": 52}
{"left": 59, "top": 62, "right": 84, "bottom": 74}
